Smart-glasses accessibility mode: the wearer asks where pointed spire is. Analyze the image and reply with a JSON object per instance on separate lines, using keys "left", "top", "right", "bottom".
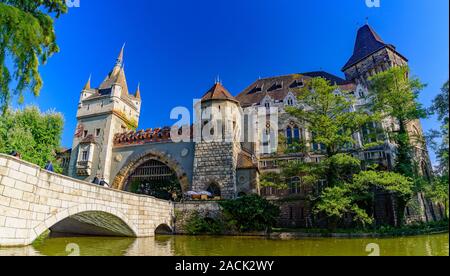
{"left": 135, "top": 83, "right": 141, "bottom": 99}
{"left": 83, "top": 75, "right": 91, "bottom": 90}
{"left": 115, "top": 43, "right": 125, "bottom": 67}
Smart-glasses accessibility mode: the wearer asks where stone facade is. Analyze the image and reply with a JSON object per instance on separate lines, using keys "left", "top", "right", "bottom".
{"left": 192, "top": 142, "right": 239, "bottom": 199}
{"left": 173, "top": 201, "right": 221, "bottom": 234}
{"left": 0, "top": 154, "right": 173, "bottom": 247}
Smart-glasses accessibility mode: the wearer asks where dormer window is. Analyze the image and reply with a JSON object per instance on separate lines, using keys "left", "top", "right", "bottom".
{"left": 290, "top": 79, "right": 304, "bottom": 88}
{"left": 265, "top": 102, "right": 270, "bottom": 109}
{"left": 268, "top": 81, "right": 283, "bottom": 92}
{"left": 248, "top": 84, "right": 264, "bottom": 94}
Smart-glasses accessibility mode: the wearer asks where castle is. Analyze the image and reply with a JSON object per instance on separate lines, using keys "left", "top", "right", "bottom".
{"left": 60, "top": 24, "right": 443, "bottom": 226}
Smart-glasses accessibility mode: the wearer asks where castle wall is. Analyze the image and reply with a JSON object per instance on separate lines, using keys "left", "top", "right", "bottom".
{"left": 192, "top": 142, "right": 239, "bottom": 199}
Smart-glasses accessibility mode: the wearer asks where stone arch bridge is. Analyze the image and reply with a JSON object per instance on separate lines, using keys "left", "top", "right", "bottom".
{"left": 0, "top": 154, "right": 174, "bottom": 247}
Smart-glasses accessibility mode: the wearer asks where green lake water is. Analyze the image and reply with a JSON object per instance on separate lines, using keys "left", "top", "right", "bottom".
{"left": 0, "top": 234, "right": 448, "bottom": 256}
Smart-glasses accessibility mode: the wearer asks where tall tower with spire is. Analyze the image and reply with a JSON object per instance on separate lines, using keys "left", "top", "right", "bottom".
{"left": 342, "top": 24, "right": 408, "bottom": 85}
{"left": 68, "top": 46, "right": 142, "bottom": 183}
{"left": 342, "top": 24, "right": 432, "bottom": 178}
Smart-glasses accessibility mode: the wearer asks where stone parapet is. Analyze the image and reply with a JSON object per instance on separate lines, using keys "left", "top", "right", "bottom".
{"left": 0, "top": 154, "right": 174, "bottom": 247}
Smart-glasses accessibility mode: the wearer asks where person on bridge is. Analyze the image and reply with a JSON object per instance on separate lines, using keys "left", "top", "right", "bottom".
{"left": 44, "top": 160, "right": 54, "bottom": 172}
{"left": 10, "top": 151, "right": 21, "bottom": 159}
{"left": 92, "top": 176, "right": 100, "bottom": 185}
{"left": 99, "top": 178, "right": 110, "bottom": 188}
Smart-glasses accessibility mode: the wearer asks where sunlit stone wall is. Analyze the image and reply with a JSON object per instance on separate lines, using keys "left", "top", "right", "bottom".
{"left": 0, "top": 154, "right": 174, "bottom": 247}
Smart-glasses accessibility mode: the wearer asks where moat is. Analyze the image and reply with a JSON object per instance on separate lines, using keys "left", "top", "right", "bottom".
{"left": 0, "top": 234, "right": 448, "bottom": 256}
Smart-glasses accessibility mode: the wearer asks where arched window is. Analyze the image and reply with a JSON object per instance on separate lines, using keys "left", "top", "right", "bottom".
{"left": 207, "top": 183, "right": 221, "bottom": 197}
{"left": 289, "top": 177, "right": 301, "bottom": 194}
{"left": 286, "top": 127, "right": 293, "bottom": 144}
{"left": 294, "top": 127, "right": 300, "bottom": 141}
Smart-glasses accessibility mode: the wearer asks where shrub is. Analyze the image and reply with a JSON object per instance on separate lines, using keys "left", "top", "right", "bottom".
{"left": 219, "top": 194, "right": 280, "bottom": 232}
{"left": 184, "top": 212, "right": 223, "bottom": 235}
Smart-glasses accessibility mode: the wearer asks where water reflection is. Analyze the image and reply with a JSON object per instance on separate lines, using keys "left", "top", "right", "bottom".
{"left": 0, "top": 234, "right": 448, "bottom": 256}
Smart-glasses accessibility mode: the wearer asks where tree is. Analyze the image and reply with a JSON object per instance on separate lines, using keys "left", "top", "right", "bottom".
{"left": 353, "top": 170, "right": 414, "bottom": 226}
{"left": 286, "top": 77, "right": 373, "bottom": 186}
{"left": 219, "top": 195, "right": 280, "bottom": 232}
{"left": 427, "top": 81, "right": 449, "bottom": 218}
{"left": 0, "top": 106, "right": 64, "bottom": 171}
{"left": 0, "top": 0, "right": 67, "bottom": 113}
{"left": 368, "top": 66, "right": 427, "bottom": 178}
{"left": 428, "top": 81, "right": 449, "bottom": 175}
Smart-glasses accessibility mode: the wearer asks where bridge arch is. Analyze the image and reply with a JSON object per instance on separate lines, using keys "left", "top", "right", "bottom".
{"left": 29, "top": 204, "right": 139, "bottom": 244}
{"left": 154, "top": 224, "right": 173, "bottom": 235}
{"left": 112, "top": 149, "right": 189, "bottom": 193}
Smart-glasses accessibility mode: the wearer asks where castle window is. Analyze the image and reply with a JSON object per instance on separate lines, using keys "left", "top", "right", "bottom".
{"left": 83, "top": 130, "right": 88, "bottom": 138}
{"left": 287, "top": 98, "right": 294, "bottom": 106}
{"left": 95, "top": 129, "right": 101, "bottom": 137}
{"left": 286, "top": 126, "right": 301, "bottom": 144}
{"left": 289, "top": 177, "right": 301, "bottom": 194}
{"left": 294, "top": 127, "right": 300, "bottom": 140}
{"left": 286, "top": 127, "right": 292, "bottom": 144}
{"left": 81, "top": 150, "right": 89, "bottom": 161}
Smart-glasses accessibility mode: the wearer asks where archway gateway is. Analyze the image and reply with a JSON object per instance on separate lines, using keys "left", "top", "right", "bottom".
{"left": 125, "top": 159, "right": 182, "bottom": 201}
{"left": 112, "top": 150, "right": 190, "bottom": 195}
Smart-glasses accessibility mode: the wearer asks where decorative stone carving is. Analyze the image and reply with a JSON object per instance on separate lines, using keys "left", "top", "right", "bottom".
{"left": 115, "top": 154, "right": 123, "bottom": 162}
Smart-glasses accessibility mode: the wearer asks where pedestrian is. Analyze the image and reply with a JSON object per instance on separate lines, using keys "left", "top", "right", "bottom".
{"left": 99, "top": 177, "right": 110, "bottom": 188}
{"left": 10, "top": 151, "right": 21, "bottom": 159}
{"left": 44, "top": 160, "right": 54, "bottom": 172}
{"left": 92, "top": 176, "right": 100, "bottom": 185}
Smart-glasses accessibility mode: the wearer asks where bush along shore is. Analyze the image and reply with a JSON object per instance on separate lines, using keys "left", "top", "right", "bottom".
{"left": 181, "top": 195, "right": 448, "bottom": 238}
{"left": 271, "top": 219, "right": 449, "bottom": 238}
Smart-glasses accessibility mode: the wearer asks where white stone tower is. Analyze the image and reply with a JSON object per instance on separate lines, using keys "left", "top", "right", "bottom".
{"left": 192, "top": 82, "right": 243, "bottom": 199}
{"left": 68, "top": 46, "right": 142, "bottom": 183}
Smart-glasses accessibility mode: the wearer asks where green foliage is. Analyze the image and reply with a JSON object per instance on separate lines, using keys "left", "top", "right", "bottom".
{"left": 0, "top": 105, "right": 64, "bottom": 171}
{"left": 313, "top": 166, "right": 413, "bottom": 229}
{"left": 286, "top": 77, "right": 373, "bottom": 157}
{"left": 425, "top": 176, "right": 449, "bottom": 218}
{"left": 315, "top": 184, "right": 374, "bottom": 228}
{"left": 260, "top": 171, "right": 288, "bottom": 190}
{"left": 325, "top": 153, "right": 361, "bottom": 183}
{"left": 353, "top": 171, "right": 414, "bottom": 200}
{"left": 368, "top": 66, "right": 427, "bottom": 178}
{"left": 368, "top": 66, "right": 427, "bottom": 123}
{"left": 184, "top": 212, "right": 223, "bottom": 235}
{"left": 428, "top": 81, "right": 449, "bottom": 176}
{"left": 0, "top": 0, "right": 67, "bottom": 112}
{"left": 219, "top": 195, "right": 280, "bottom": 232}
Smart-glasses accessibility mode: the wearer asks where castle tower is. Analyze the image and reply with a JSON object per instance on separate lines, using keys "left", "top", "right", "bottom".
{"left": 342, "top": 24, "right": 408, "bottom": 85}
{"left": 191, "top": 82, "right": 243, "bottom": 199}
{"left": 342, "top": 25, "right": 432, "bottom": 177}
{"left": 68, "top": 46, "right": 142, "bottom": 183}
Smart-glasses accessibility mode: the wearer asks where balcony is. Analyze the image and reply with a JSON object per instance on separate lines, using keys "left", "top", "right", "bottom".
{"left": 76, "top": 160, "right": 92, "bottom": 176}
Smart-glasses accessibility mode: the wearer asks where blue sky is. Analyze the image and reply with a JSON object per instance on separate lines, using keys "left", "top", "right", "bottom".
{"left": 16, "top": 0, "right": 449, "bottom": 163}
